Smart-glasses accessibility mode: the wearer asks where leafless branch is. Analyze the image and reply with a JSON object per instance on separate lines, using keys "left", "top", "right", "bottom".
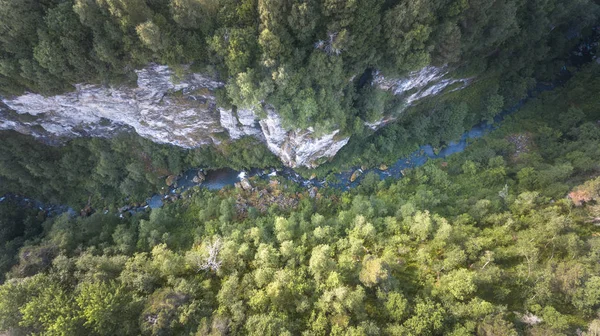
{"left": 198, "top": 238, "right": 223, "bottom": 272}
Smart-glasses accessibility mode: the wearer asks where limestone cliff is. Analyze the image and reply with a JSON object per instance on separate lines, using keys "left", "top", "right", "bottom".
{"left": 0, "top": 64, "right": 468, "bottom": 168}
{"left": 368, "top": 66, "right": 471, "bottom": 129}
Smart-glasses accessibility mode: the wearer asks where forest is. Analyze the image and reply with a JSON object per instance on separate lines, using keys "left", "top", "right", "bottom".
{"left": 0, "top": 131, "right": 278, "bottom": 208}
{"left": 1, "top": 0, "right": 599, "bottom": 134}
{"left": 1, "top": 62, "right": 600, "bottom": 335}
{"left": 2, "top": 0, "right": 600, "bottom": 335}
{"left": 2, "top": 0, "right": 600, "bottom": 210}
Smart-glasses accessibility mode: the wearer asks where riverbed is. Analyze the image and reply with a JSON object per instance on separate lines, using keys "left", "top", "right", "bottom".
{"left": 2, "top": 26, "right": 598, "bottom": 215}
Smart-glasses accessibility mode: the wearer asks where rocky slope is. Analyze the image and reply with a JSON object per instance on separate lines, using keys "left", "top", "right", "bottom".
{"left": 0, "top": 64, "right": 468, "bottom": 168}
{"left": 369, "top": 66, "right": 471, "bottom": 129}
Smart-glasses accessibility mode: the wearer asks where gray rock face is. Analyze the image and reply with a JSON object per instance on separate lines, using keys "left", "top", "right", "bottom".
{"left": 0, "top": 64, "right": 468, "bottom": 168}
{"left": 1, "top": 65, "right": 226, "bottom": 146}
{"left": 374, "top": 66, "right": 469, "bottom": 105}
{"left": 370, "top": 66, "right": 471, "bottom": 129}
{"left": 218, "top": 107, "right": 262, "bottom": 140}
{"left": 259, "top": 108, "right": 350, "bottom": 168}
{"left": 0, "top": 64, "right": 347, "bottom": 168}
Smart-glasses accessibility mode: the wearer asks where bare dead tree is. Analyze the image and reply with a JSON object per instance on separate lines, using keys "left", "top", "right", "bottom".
{"left": 199, "top": 238, "right": 223, "bottom": 272}
{"left": 314, "top": 32, "right": 342, "bottom": 56}
{"left": 498, "top": 184, "right": 509, "bottom": 201}
{"left": 146, "top": 314, "right": 158, "bottom": 325}
{"left": 481, "top": 250, "right": 494, "bottom": 270}
{"left": 325, "top": 32, "right": 342, "bottom": 55}
{"left": 520, "top": 312, "right": 543, "bottom": 326}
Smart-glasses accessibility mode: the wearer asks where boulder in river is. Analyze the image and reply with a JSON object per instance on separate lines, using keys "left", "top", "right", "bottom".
{"left": 240, "top": 178, "right": 253, "bottom": 191}
{"left": 350, "top": 170, "right": 362, "bottom": 183}
{"left": 379, "top": 164, "right": 388, "bottom": 171}
{"left": 165, "top": 175, "right": 177, "bottom": 186}
{"left": 309, "top": 187, "right": 318, "bottom": 199}
{"left": 192, "top": 171, "right": 206, "bottom": 184}
{"left": 80, "top": 205, "right": 93, "bottom": 217}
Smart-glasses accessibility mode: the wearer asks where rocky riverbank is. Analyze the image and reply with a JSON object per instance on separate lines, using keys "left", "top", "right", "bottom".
{"left": 0, "top": 63, "right": 468, "bottom": 168}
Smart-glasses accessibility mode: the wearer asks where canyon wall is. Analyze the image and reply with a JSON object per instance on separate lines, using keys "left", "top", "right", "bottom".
{"left": 0, "top": 64, "right": 468, "bottom": 168}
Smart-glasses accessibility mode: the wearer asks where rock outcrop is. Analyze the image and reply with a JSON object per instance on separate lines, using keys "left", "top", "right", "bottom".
{"left": 374, "top": 66, "right": 469, "bottom": 105}
{"left": 1, "top": 65, "right": 225, "bottom": 147}
{"left": 370, "top": 66, "right": 471, "bottom": 129}
{"left": 0, "top": 64, "right": 350, "bottom": 168}
{"left": 218, "top": 107, "right": 262, "bottom": 140}
{"left": 0, "top": 64, "right": 469, "bottom": 168}
{"left": 259, "top": 109, "right": 350, "bottom": 168}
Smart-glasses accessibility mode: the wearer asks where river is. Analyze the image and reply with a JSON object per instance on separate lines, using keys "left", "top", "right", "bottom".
{"left": 0, "top": 97, "right": 517, "bottom": 215}
{"left": 145, "top": 26, "right": 599, "bottom": 209}
{"left": 2, "top": 26, "right": 598, "bottom": 216}
{"left": 146, "top": 87, "right": 534, "bottom": 210}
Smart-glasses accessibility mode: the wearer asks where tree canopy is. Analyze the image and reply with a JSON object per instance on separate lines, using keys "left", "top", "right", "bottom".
{"left": 1, "top": 65, "right": 600, "bottom": 335}
{"left": 1, "top": 0, "right": 597, "bottom": 133}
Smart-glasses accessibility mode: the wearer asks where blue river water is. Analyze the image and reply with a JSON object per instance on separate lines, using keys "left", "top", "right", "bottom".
{"left": 0, "top": 80, "right": 574, "bottom": 214}
{"left": 2, "top": 27, "right": 598, "bottom": 215}
{"left": 0, "top": 84, "right": 573, "bottom": 214}
{"left": 146, "top": 82, "right": 549, "bottom": 210}
{"left": 148, "top": 98, "right": 509, "bottom": 209}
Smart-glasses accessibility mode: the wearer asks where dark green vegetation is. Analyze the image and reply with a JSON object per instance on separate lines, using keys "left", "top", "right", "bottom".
{"left": 309, "top": 48, "right": 600, "bottom": 175}
{"left": 2, "top": 1, "right": 600, "bottom": 335}
{"left": 1, "top": 0, "right": 598, "bottom": 134}
{"left": 0, "top": 132, "right": 278, "bottom": 208}
{"left": 2, "top": 65, "right": 600, "bottom": 335}
{"left": 0, "top": 201, "right": 46, "bottom": 284}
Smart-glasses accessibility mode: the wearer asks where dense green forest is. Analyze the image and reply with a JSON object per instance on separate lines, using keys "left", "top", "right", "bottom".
{"left": 2, "top": 63, "right": 600, "bottom": 335}
{"left": 1, "top": 0, "right": 598, "bottom": 133}
{"left": 0, "top": 132, "right": 278, "bottom": 208}
{"left": 2, "top": 0, "right": 600, "bottom": 335}
{"left": 2, "top": 0, "right": 600, "bottom": 210}
{"left": 311, "top": 53, "right": 600, "bottom": 174}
